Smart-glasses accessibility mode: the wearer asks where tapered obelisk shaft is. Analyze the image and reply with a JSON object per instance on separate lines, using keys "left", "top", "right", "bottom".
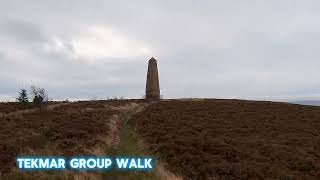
{"left": 145, "top": 57, "right": 160, "bottom": 100}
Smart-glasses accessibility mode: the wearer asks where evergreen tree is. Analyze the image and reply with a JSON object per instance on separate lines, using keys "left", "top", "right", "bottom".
{"left": 16, "top": 88, "right": 29, "bottom": 104}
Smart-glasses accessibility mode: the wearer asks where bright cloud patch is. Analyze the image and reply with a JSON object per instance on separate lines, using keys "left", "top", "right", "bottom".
{"left": 43, "top": 26, "right": 151, "bottom": 61}
{"left": 71, "top": 26, "right": 151, "bottom": 60}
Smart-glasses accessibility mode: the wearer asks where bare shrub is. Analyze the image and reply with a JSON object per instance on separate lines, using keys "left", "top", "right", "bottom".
{"left": 30, "top": 85, "right": 48, "bottom": 107}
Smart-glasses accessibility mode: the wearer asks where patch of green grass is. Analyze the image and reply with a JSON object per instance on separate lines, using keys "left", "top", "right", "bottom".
{"left": 102, "top": 108, "right": 157, "bottom": 180}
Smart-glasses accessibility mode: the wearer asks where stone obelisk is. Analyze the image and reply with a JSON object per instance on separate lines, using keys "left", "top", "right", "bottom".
{"left": 145, "top": 57, "right": 160, "bottom": 100}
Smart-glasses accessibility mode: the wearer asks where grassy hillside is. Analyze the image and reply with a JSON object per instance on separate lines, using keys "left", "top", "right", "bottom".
{"left": 130, "top": 99, "right": 320, "bottom": 179}
{"left": 1, "top": 99, "right": 320, "bottom": 179}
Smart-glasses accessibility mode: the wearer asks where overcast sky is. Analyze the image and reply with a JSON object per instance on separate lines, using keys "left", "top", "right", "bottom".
{"left": 1, "top": 0, "right": 320, "bottom": 101}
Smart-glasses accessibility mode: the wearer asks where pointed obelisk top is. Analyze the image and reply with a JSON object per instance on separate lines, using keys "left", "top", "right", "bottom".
{"left": 150, "top": 57, "right": 156, "bottom": 61}
{"left": 145, "top": 57, "right": 160, "bottom": 101}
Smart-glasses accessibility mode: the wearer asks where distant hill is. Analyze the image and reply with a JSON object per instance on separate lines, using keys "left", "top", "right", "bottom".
{"left": 290, "top": 100, "right": 320, "bottom": 106}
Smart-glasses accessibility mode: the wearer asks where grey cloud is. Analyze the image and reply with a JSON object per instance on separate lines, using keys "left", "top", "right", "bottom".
{"left": 0, "top": 17, "right": 46, "bottom": 43}
{"left": 0, "top": 0, "right": 320, "bottom": 101}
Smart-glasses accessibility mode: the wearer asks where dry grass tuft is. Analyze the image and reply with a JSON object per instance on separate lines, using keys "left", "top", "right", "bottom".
{"left": 155, "top": 161, "right": 183, "bottom": 180}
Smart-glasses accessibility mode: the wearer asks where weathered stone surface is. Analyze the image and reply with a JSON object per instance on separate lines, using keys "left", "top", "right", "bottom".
{"left": 145, "top": 57, "right": 160, "bottom": 100}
